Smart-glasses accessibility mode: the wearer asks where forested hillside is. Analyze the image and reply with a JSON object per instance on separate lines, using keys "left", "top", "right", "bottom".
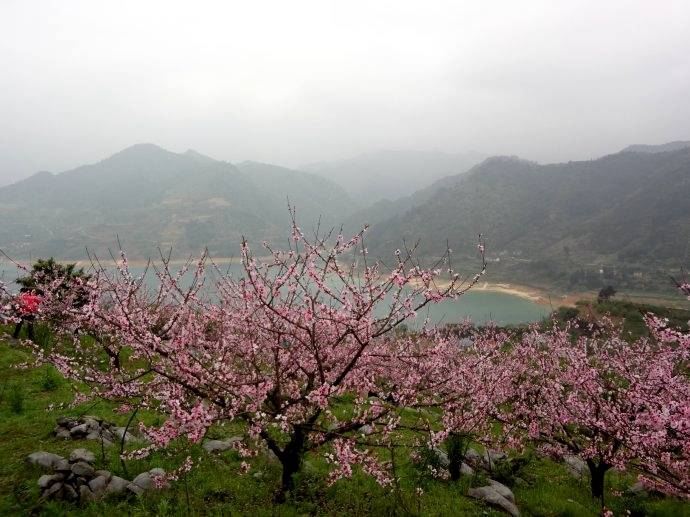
{"left": 0, "top": 144, "right": 354, "bottom": 259}
{"left": 364, "top": 146, "right": 690, "bottom": 289}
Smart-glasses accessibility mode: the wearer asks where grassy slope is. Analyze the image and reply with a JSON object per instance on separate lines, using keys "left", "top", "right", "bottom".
{"left": 0, "top": 328, "right": 688, "bottom": 516}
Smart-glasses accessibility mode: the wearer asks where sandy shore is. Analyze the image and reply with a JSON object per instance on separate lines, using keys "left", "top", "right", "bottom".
{"left": 471, "top": 282, "right": 576, "bottom": 308}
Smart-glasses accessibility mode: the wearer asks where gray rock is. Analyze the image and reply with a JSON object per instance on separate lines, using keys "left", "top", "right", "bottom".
{"left": 464, "top": 447, "right": 507, "bottom": 469}
{"left": 54, "top": 458, "right": 72, "bottom": 472}
{"left": 82, "top": 416, "right": 100, "bottom": 429}
{"left": 564, "top": 455, "right": 588, "bottom": 479}
{"left": 55, "top": 428, "right": 72, "bottom": 440}
{"left": 432, "top": 447, "right": 450, "bottom": 468}
{"left": 127, "top": 482, "right": 144, "bottom": 495}
{"left": 86, "top": 431, "right": 101, "bottom": 441}
{"left": 489, "top": 479, "right": 516, "bottom": 503}
{"left": 38, "top": 473, "right": 64, "bottom": 489}
{"left": 359, "top": 424, "right": 374, "bottom": 435}
{"left": 460, "top": 462, "right": 474, "bottom": 476}
{"left": 42, "top": 481, "right": 63, "bottom": 499}
{"left": 94, "top": 469, "right": 112, "bottom": 479}
{"left": 482, "top": 449, "right": 507, "bottom": 468}
{"left": 56, "top": 416, "right": 77, "bottom": 426}
{"left": 112, "top": 426, "right": 144, "bottom": 443}
{"left": 131, "top": 471, "right": 152, "bottom": 490}
{"left": 468, "top": 486, "right": 520, "bottom": 517}
{"left": 69, "top": 448, "right": 96, "bottom": 464}
{"left": 465, "top": 447, "right": 483, "bottom": 466}
{"left": 79, "top": 484, "right": 96, "bottom": 502}
{"left": 71, "top": 461, "right": 95, "bottom": 477}
{"left": 88, "top": 475, "right": 110, "bottom": 496}
{"left": 70, "top": 423, "right": 90, "bottom": 436}
{"left": 28, "top": 451, "right": 65, "bottom": 470}
{"left": 61, "top": 483, "right": 78, "bottom": 501}
{"left": 132, "top": 468, "right": 165, "bottom": 490}
{"left": 105, "top": 475, "right": 130, "bottom": 494}
{"left": 202, "top": 436, "right": 242, "bottom": 453}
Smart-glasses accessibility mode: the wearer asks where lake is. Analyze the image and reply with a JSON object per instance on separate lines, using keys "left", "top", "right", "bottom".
{"left": 0, "top": 261, "right": 547, "bottom": 326}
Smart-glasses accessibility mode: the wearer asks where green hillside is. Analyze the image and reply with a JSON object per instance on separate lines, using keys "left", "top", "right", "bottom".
{"left": 364, "top": 146, "right": 690, "bottom": 291}
{"left": 0, "top": 145, "right": 355, "bottom": 259}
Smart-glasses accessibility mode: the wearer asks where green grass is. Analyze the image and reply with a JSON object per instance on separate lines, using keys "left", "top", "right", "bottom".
{"left": 0, "top": 332, "right": 688, "bottom": 516}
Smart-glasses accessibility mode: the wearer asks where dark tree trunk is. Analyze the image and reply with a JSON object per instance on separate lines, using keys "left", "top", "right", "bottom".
{"left": 13, "top": 320, "right": 22, "bottom": 339}
{"left": 277, "top": 426, "right": 307, "bottom": 500}
{"left": 586, "top": 459, "right": 610, "bottom": 505}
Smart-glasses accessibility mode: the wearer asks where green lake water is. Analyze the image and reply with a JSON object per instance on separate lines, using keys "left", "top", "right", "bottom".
{"left": 1, "top": 261, "right": 547, "bottom": 326}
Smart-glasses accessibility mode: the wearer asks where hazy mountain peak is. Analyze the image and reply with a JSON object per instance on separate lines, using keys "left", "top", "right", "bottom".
{"left": 184, "top": 149, "right": 218, "bottom": 164}
{"left": 621, "top": 141, "right": 690, "bottom": 154}
{"left": 108, "top": 142, "right": 171, "bottom": 158}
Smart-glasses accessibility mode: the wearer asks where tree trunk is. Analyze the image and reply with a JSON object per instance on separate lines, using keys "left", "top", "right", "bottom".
{"left": 13, "top": 320, "right": 22, "bottom": 339}
{"left": 586, "top": 459, "right": 610, "bottom": 505}
{"left": 277, "top": 426, "right": 307, "bottom": 500}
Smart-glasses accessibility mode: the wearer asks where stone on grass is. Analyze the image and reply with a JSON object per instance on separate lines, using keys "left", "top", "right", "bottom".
{"left": 468, "top": 486, "right": 520, "bottom": 517}
{"left": 564, "top": 455, "right": 588, "bottom": 479}
{"left": 38, "top": 473, "right": 64, "bottom": 489}
{"left": 132, "top": 468, "right": 166, "bottom": 490}
{"left": 42, "top": 482, "right": 63, "bottom": 500}
{"left": 432, "top": 447, "right": 450, "bottom": 468}
{"left": 112, "top": 426, "right": 143, "bottom": 444}
{"left": 202, "top": 436, "right": 242, "bottom": 453}
{"left": 57, "top": 416, "right": 77, "bottom": 426}
{"left": 359, "top": 424, "right": 374, "bottom": 435}
{"left": 465, "top": 447, "right": 482, "bottom": 466}
{"left": 79, "top": 484, "right": 96, "bottom": 502}
{"left": 127, "top": 482, "right": 145, "bottom": 495}
{"left": 482, "top": 449, "right": 507, "bottom": 468}
{"left": 70, "top": 423, "right": 90, "bottom": 436}
{"left": 489, "top": 479, "right": 515, "bottom": 503}
{"left": 62, "top": 483, "right": 78, "bottom": 501}
{"left": 55, "top": 428, "right": 71, "bottom": 440}
{"left": 69, "top": 448, "right": 96, "bottom": 464}
{"left": 71, "top": 461, "right": 95, "bottom": 477}
{"left": 459, "top": 462, "right": 474, "bottom": 476}
{"left": 28, "top": 451, "right": 65, "bottom": 470}
{"left": 105, "top": 475, "right": 130, "bottom": 495}
{"left": 94, "top": 469, "right": 112, "bottom": 479}
{"left": 88, "top": 475, "right": 110, "bottom": 496}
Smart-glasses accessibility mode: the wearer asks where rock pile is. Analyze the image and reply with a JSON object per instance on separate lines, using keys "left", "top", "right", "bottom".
{"left": 465, "top": 447, "right": 508, "bottom": 470}
{"left": 53, "top": 416, "right": 145, "bottom": 446}
{"left": 28, "top": 449, "right": 164, "bottom": 503}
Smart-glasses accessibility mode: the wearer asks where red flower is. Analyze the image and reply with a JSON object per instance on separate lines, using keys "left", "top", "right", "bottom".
{"left": 18, "top": 292, "right": 41, "bottom": 315}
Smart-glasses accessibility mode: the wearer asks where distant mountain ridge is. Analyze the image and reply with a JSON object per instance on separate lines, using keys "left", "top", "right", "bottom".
{"left": 621, "top": 141, "right": 690, "bottom": 154}
{"left": 2, "top": 141, "right": 689, "bottom": 292}
{"left": 303, "top": 150, "right": 486, "bottom": 205}
{"left": 0, "top": 144, "right": 354, "bottom": 259}
{"left": 363, "top": 147, "right": 690, "bottom": 290}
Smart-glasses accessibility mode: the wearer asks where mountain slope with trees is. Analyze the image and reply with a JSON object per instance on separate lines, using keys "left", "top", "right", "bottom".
{"left": 364, "top": 147, "right": 690, "bottom": 289}
{"left": 0, "top": 144, "right": 354, "bottom": 259}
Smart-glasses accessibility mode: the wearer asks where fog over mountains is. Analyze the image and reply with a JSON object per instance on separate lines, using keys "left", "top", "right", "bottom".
{"left": 303, "top": 150, "right": 486, "bottom": 204}
{"left": 1, "top": 141, "right": 689, "bottom": 290}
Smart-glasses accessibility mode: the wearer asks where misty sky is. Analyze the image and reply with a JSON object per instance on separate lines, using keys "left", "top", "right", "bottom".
{"left": 1, "top": 0, "right": 690, "bottom": 186}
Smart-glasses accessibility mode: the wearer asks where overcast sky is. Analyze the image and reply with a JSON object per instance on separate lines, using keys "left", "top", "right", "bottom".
{"left": 1, "top": 0, "right": 689, "bottom": 185}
